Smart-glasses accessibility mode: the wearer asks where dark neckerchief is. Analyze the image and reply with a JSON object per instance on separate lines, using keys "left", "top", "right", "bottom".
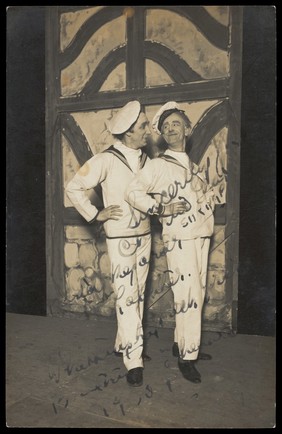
{"left": 158, "top": 153, "right": 190, "bottom": 171}
{"left": 159, "top": 153, "right": 205, "bottom": 183}
{"left": 104, "top": 145, "right": 147, "bottom": 172}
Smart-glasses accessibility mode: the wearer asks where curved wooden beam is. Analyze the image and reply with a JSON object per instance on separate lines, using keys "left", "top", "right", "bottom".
{"left": 147, "top": 5, "right": 229, "bottom": 51}
{"left": 144, "top": 41, "right": 203, "bottom": 83}
{"left": 60, "top": 6, "right": 228, "bottom": 72}
{"left": 61, "top": 113, "right": 104, "bottom": 206}
{"left": 61, "top": 113, "right": 93, "bottom": 165}
{"left": 80, "top": 41, "right": 203, "bottom": 96}
{"left": 81, "top": 46, "right": 126, "bottom": 96}
{"left": 189, "top": 99, "right": 230, "bottom": 164}
{"left": 59, "top": 6, "right": 125, "bottom": 70}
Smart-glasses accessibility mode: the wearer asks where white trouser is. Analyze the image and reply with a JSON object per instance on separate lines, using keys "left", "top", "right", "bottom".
{"left": 106, "top": 234, "right": 151, "bottom": 371}
{"left": 165, "top": 237, "right": 210, "bottom": 361}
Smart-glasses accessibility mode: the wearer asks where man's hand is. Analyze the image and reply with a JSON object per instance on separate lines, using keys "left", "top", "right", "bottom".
{"left": 161, "top": 201, "right": 189, "bottom": 217}
{"left": 96, "top": 205, "right": 123, "bottom": 222}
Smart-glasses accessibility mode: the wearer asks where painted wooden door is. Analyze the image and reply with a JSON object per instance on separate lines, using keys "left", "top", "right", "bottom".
{"left": 46, "top": 6, "right": 242, "bottom": 332}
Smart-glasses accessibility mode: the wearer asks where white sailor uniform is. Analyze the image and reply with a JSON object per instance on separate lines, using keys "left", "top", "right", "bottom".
{"left": 66, "top": 141, "right": 151, "bottom": 371}
{"left": 125, "top": 149, "right": 215, "bottom": 361}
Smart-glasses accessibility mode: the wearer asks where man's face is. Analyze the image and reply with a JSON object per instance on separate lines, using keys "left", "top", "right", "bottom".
{"left": 129, "top": 112, "right": 151, "bottom": 149}
{"left": 160, "top": 112, "right": 190, "bottom": 150}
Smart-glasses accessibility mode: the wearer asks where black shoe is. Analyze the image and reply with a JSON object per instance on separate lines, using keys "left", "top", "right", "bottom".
{"left": 172, "top": 342, "right": 212, "bottom": 360}
{"left": 178, "top": 359, "right": 201, "bottom": 383}
{"left": 114, "top": 351, "right": 151, "bottom": 362}
{"left": 126, "top": 367, "right": 143, "bottom": 387}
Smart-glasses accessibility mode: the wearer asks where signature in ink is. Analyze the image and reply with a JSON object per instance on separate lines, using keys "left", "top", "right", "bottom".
{"left": 103, "top": 385, "right": 153, "bottom": 418}
{"left": 127, "top": 191, "right": 154, "bottom": 229}
{"left": 63, "top": 348, "right": 119, "bottom": 377}
{"left": 126, "top": 293, "right": 145, "bottom": 307}
{"left": 60, "top": 328, "right": 159, "bottom": 382}
{"left": 172, "top": 279, "right": 199, "bottom": 316}
{"left": 127, "top": 159, "right": 227, "bottom": 229}
{"left": 111, "top": 264, "right": 136, "bottom": 287}
{"left": 118, "top": 237, "right": 142, "bottom": 257}
{"left": 52, "top": 396, "right": 69, "bottom": 414}
{"left": 165, "top": 203, "right": 213, "bottom": 228}
{"left": 149, "top": 267, "right": 183, "bottom": 305}
{"left": 156, "top": 166, "right": 203, "bottom": 206}
{"left": 115, "top": 328, "right": 159, "bottom": 359}
{"left": 80, "top": 368, "right": 127, "bottom": 396}
{"left": 179, "top": 343, "right": 200, "bottom": 357}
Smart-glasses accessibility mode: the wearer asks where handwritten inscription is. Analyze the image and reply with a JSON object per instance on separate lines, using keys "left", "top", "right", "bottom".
{"left": 118, "top": 237, "right": 142, "bottom": 257}
{"left": 127, "top": 161, "right": 225, "bottom": 230}
{"left": 127, "top": 192, "right": 154, "bottom": 229}
{"left": 48, "top": 329, "right": 234, "bottom": 417}
{"left": 174, "top": 286, "right": 199, "bottom": 314}
{"left": 80, "top": 369, "right": 127, "bottom": 396}
{"left": 52, "top": 397, "right": 68, "bottom": 415}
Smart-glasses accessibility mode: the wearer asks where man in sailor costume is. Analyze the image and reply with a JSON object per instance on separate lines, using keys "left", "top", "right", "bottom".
{"left": 125, "top": 101, "right": 216, "bottom": 384}
{"left": 66, "top": 101, "right": 152, "bottom": 387}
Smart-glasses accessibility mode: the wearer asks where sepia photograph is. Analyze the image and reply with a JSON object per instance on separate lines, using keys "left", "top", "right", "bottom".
{"left": 6, "top": 5, "right": 276, "bottom": 428}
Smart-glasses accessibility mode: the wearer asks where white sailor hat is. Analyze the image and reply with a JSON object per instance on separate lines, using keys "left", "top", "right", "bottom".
{"left": 109, "top": 100, "right": 141, "bottom": 134}
{"left": 152, "top": 101, "right": 185, "bottom": 135}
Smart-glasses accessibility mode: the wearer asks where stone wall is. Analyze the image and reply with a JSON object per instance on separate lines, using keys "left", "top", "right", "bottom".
{"left": 61, "top": 222, "right": 229, "bottom": 330}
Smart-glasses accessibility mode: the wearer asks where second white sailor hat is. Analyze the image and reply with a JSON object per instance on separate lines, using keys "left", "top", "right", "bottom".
{"left": 152, "top": 101, "right": 185, "bottom": 135}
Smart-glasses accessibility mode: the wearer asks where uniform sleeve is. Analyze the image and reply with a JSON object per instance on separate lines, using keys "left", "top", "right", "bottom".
{"left": 65, "top": 154, "right": 109, "bottom": 222}
{"left": 125, "top": 160, "right": 161, "bottom": 215}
